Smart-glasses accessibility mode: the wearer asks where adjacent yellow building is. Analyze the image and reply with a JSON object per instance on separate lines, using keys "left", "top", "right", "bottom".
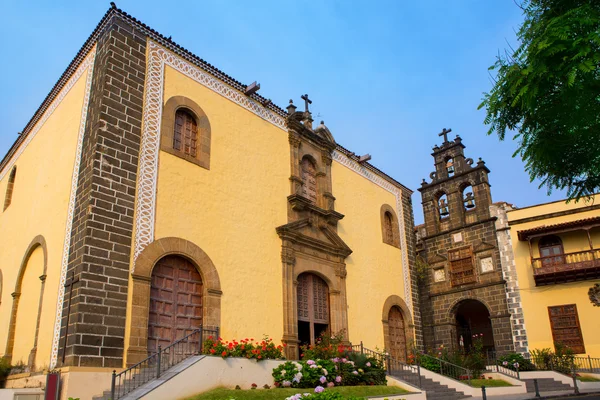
{"left": 507, "top": 195, "right": 600, "bottom": 357}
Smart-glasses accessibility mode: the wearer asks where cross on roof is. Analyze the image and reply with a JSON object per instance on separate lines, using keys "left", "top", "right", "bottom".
{"left": 439, "top": 128, "right": 452, "bottom": 143}
{"left": 301, "top": 94, "right": 312, "bottom": 113}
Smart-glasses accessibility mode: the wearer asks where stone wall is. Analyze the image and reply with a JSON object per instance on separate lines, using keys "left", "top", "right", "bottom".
{"left": 58, "top": 15, "right": 146, "bottom": 367}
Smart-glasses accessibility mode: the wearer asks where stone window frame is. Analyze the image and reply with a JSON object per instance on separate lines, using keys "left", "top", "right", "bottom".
{"left": 160, "top": 96, "right": 211, "bottom": 169}
{"left": 4, "top": 166, "right": 17, "bottom": 211}
{"left": 380, "top": 204, "right": 401, "bottom": 248}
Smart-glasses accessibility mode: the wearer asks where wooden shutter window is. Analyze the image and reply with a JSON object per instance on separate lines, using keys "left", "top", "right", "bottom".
{"left": 3, "top": 166, "right": 16, "bottom": 211}
{"left": 174, "top": 109, "right": 198, "bottom": 158}
{"left": 448, "top": 247, "right": 476, "bottom": 286}
{"left": 548, "top": 304, "right": 585, "bottom": 354}
{"left": 384, "top": 212, "right": 394, "bottom": 244}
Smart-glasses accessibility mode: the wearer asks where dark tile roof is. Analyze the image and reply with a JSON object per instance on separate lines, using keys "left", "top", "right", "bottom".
{"left": 517, "top": 216, "right": 600, "bottom": 241}
{"left": 0, "top": 4, "right": 412, "bottom": 194}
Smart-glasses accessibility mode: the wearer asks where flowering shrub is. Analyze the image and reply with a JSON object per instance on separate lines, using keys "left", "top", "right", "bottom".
{"left": 202, "top": 336, "right": 285, "bottom": 360}
{"left": 300, "top": 331, "right": 352, "bottom": 361}
{"left": 498, "top": 353, "right": 535, "bottom": 372}
{"left": 285, "top": 390, "right": 363, "bottom": 400}
{"left": 272, "top": 353, "right": 385, "bottom": 390}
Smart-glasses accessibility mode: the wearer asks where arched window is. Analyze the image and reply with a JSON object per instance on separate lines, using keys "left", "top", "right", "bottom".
{"left": 4, "top": 166, "right": 16, "bottom": 211}
{"left": 384, "top": 212, "right": 394, "bottom": 243}
{"left": 173, "top": 109, "right": 198, "bottom": 157}
{"left": 438, "top": 193, "right": 449, "bottom": 220}
{"left": 381, "top": 205, "right": 400, "bottom": 247}
{"left": 539, "top": 235, "right": 565, "bottom": 267}
{"left": 301, "top": 156, "right": 317, "bottom": 203}
{"left": 462, "top": 185, "right": 476, "bottom": 210}
{"left": 445, "top": 157, "right": 455, "bottom": 178}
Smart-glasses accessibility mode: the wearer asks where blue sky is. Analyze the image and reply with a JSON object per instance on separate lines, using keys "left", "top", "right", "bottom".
{"left": 0, "top": 1, "right": 567, "bottom": 223}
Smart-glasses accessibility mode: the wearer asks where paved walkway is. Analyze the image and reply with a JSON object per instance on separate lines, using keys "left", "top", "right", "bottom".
{"left": 472, "top": 389, "right": 600, "bottom": 400}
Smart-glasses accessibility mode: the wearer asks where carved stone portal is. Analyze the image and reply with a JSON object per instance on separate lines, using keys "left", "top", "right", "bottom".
{"left": 277, "top": 98, "right": 352, "bottom": 359}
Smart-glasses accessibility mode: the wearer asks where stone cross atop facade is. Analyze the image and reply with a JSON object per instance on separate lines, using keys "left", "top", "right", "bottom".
{"left": 301, "top": 94, "right": 312, "bottom": 113}
{"left": 439, "top": 128, "right": 452, "bottom": 144}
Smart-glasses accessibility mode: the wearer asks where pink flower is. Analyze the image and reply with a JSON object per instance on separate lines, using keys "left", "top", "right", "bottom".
{"left": 335, "top": 376, "right": 342, "bottom": 383}
{"left": 352, "top": 371, "right": 358, "bottom": 375}
{"left": 319, "top": 376, "right": 327, "bottom": 384}
{"left": 307, "top": 360, "right": 316, "bottom": 365}
{"left": 327, "top": 382, "right": 335, "bottom": 388}
{"left": 315, "top": 386, "right": 324, "bottom": 393}
{"left": 366, "top": 362, "right": 371, "bottom": 367}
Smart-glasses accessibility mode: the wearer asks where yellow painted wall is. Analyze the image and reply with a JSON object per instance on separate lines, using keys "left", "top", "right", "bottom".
{"left": 150, "top": 64, "right": 413, "bottom": 351}
{"left": 0, "top": 66, "right": 90, "bottom": 368}
{"left": 507, "top": 195, "right": 600, "bottom": 357}
{"left": 153, "top": 65, "right": 290, "bottom": 342}
{"left": 12, "top": 246, "right": 44, "bottom": 364}
{"left": 332, "top": 163, "right": 410, "bottom": 350}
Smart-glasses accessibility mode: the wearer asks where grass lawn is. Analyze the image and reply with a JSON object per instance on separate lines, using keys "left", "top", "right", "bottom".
{"left": 187, "top": 386, "right": 409, "bottom": 399}
{"left": 469, "top": 379, "right": 512, "bottom": 387}
{"left": 578, "top": 375, "right": 600, "bottom": 382}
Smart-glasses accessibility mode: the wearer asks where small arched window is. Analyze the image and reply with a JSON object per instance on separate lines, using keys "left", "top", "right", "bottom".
{"left": 384, "top": 212, "right": 394, "bottom": 243}
{"left": 446, "top": 157, "right": 455, "bottom": 178}
{"left": 462, "top": 185, "right": 476, "bottom": 210}
{"left": 539, "top": 235, "right": 564, "bottom": 267}
{"left": 381, "top": 205, "right": 400, "bottom": 248}
{"left": 4, "top": 166, "right": 16, "bottom": 211}
{"left": 173, "top": 109, "right": 198, "bottom": 157}
{"left": 438, "top": 193, "right": 449, "bottom": 220}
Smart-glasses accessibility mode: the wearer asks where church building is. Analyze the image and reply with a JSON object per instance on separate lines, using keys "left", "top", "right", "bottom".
{"left": 0, "top": 3, "right": 418, "bottom": 382}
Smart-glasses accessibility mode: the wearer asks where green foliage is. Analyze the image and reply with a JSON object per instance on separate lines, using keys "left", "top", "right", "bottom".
{"left": 0, "top": 358, "right": 11, "bottom": 379}
{"left": 300, "top": 331, "right": 350, "bottom": 361}
{"left": 497, "top": 353, "right": 536, "bottom": 371}
{"left": 530, "top": 344, "right": 575, "bottom": 374}
{"left": 202, "top": 336, "right": 285, "bottom": 360}
{"left": 462, "top": 335, "right": 486, "bottom": 378}
{"left": 271, "top": 355, "right": 385, "bottom": 389}
{"left": 469, "top": 379, "right": 512, "bottom": 388}
{"left": 479, "top": 0, "right": 600, "bottom": 199}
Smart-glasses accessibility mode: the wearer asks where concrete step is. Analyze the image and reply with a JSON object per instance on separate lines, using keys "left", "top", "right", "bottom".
{"left": 523, "top": 378, "right": 572, "bottom": 393}
{"left": 389, "top": 371, "right": 470, "bottom": 400}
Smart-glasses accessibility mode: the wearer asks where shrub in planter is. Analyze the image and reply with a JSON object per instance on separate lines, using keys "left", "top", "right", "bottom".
{"left": 0, "top": 358, "right": 11, "bottom": 389}
{"left": 498, "top": 353, "right": 535, "bottom": 372}
{"left": 202, "top": 336, "right": 285, "bottom": 360}
{"left": 300, "top": 331, "right": 351, "bottom": 361}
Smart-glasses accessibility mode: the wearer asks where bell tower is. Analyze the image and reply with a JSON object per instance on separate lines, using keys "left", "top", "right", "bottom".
{"left": 416, "top": 129, "right": 514, "bottom": 356}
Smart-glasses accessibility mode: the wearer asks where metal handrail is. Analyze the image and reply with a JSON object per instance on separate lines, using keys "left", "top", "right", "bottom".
{"left": 350, "top": 342, "right": 422, "bottom": 388}
{"left": 110, "top": 326, "right": 219, "bottom": 400}
{"left": 418, "top": 353, "right": 473, "bottom": 386}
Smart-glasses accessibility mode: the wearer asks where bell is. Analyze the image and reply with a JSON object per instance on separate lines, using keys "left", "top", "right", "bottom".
{"left": 446, "top": 159, "right": 455, "bottom": 174}
{"left": 440, "top": 206, "right": 449, "bottom": 216}
{"left": 465, "top": 192, "right": 475, "bottom": 209}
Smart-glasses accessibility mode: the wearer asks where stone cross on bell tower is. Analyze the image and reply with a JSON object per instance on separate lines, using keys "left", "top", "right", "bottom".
{"left": 439, "top": 128, "right": 452, "bottom": 144}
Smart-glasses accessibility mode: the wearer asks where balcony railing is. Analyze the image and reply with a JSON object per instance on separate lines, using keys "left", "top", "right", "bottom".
{"left": 532, "top": 248, "right": 600, "bottom": 286}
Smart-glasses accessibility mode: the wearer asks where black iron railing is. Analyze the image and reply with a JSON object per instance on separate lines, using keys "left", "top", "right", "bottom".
{"left": 350, "top": 342, "right": 422, "bottom": 388}
{"left": 110, "top": 326, "right": 219, "bottom": 400}
{"left": 418, "top": 353, "right": 473, "bottom": 386}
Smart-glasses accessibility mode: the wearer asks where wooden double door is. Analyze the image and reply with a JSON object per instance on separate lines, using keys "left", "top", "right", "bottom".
{"left": 147, "top": 255, "right": 203, "bottom": 353}
{"left": 297, "top": 273, "right": 330, "bottom": 346}
{"left": 388, "top": 306, "right": 407, "bottom": 362}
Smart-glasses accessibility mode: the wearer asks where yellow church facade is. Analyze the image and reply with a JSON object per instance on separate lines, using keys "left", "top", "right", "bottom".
{"left": 506, "top": 195, "right": 600, "bottom": 357}
{"left": 0, "top": 5, "right": 418, "bottom": 374}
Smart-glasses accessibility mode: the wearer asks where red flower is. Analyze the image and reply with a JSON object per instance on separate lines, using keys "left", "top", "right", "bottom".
{"left": 222, "top": 351, "right": 227, "bottom": 357}
{"left": 210, "top": 349, "right": 215, "bottom": 354}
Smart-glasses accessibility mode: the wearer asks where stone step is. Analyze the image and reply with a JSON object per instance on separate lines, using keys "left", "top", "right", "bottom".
{"left": 388, "top": 371, "right": 470, "bottom": 400}
{"left": 523, "top": 378, "right": 572, "bottom": 393}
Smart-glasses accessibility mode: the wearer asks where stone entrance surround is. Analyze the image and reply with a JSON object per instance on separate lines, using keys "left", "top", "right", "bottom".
{"left": 126, "top": 237, "right": 222, "bottom": 365}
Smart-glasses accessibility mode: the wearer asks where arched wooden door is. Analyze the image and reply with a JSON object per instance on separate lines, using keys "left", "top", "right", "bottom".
{"left": 148, "top": 255, "right": 203, "bottom": 354}
{"left": 297, "top": 273, "right": 329, "bottom": 346}
{"left": 388, "top": 306, "right": 407, "bottom": 362}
